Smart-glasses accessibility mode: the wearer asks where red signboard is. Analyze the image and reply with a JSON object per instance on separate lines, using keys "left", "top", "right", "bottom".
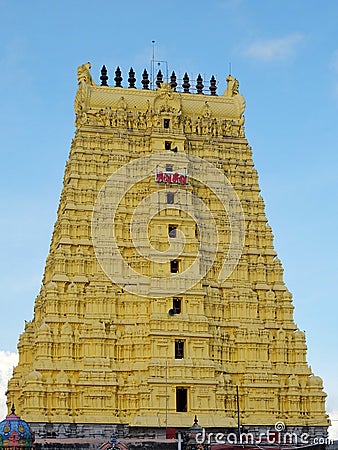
{"left": 155, "top": 171, "right": 188, "bottom": 185}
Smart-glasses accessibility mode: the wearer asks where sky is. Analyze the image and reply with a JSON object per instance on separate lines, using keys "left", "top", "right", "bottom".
{"left": 0, "top": 0, "right": 337, "bottom": 439}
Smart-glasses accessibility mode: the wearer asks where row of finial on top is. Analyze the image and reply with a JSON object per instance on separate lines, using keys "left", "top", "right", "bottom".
{"left": 99, "top": 65, "right": 219, "bottom": 95}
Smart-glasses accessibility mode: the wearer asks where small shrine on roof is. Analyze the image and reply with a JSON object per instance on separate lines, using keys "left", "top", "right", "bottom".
{"left": 0, "top": 405, "right": 34, "bottom": 448}
{"left": 99, "top": 434, "right": 127, "bottom": 450}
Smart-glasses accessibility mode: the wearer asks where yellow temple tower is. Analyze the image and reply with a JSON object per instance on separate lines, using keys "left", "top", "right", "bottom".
{"left": 7, "top": 62, "right": 329, "bottom": 440}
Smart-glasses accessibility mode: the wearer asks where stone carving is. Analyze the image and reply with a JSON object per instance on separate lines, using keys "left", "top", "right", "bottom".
{"left": 182, "top": 115, "right": 243, "bottom": 138}
{"left": 153, "top": 82, "right": 181, "bottom": 114}
{"left": 117, "top": 96, "right": 127, "bottom": 110}
{"left": 202, "top": 101, "right": 211, "bottom": 118}
{"left": 224, "top": 74, "right": 239, "bottom": 97}
{"left": 75, "top": 62, "right": 95, "bottom": 117}
{"left": 77, "top": 62, "right": 95, "bottom": 86}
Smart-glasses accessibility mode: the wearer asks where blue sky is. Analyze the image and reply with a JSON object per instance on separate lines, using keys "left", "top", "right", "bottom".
{"left": 0, "top": 0, "right": 337, "bottom": 436}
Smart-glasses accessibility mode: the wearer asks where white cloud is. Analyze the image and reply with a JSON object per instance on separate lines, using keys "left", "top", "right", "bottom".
{"left": 0, "top": 350, "right": 18, "bottom": 419}
{"left": 244, "top": 33, "right": 304, "bottom": 61}
{"left": 328, "top": 411, "right": 338, "bottom": 441}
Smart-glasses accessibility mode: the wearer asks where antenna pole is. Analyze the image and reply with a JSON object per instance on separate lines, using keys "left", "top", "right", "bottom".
{"left": 150, "top": 41, "right": 169, "bottom": 87}
{"left": 236, "top": 385, "right": 241, "bottom": 436}
{"left": 151, "top": 40, "right": 155, "bottom": 90}
{"left": 165, "top": 360, "right": 168, "bottom": 432}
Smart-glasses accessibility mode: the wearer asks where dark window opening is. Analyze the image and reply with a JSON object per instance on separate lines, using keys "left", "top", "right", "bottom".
{"left": 176, "top": 388, "right": 187, "bottom": 412}
{"left": 166, "top": 164, "right": 173, "bottom": 172}
{"left": 173, "top": 297, "right": 182, "bottom": 314}
{"left": 167, "top": 192, "right": 174, "bottom": 204}
{"left": 165, "top": 141, "right": 172, "bottom": 150}
{"left": 168, "top": 224, "right": 177, "bottom": 238}
{"left": 175, "top": 340, "right": 184, "bottom": 359}
{"left": 164, "top": 119, "right": 170, "bottom": 129}
{"left": 171, "top": 259, "right": 179, "bottom": 273}
{"left": 195, "top": 223, "right": 200, "bottom": 239}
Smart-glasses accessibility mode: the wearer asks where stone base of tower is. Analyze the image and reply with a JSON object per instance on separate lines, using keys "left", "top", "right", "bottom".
{"left": 130, "top": 414, "right": 237, "bottom": 428}
{"left": 28, "top": 421, "right": 329, "bottom": 444}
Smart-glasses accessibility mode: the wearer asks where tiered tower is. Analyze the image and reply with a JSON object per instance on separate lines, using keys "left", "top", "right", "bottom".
{"left": 7, "top": 63, "right": 329, "bottom": 440}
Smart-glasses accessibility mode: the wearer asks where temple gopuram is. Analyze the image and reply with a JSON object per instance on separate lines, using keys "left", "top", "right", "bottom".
{"left": 6, "top": 62, "right": 329, "bottom": 444}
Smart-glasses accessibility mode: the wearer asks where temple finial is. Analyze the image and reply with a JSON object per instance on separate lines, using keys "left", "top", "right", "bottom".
{"left": 196, "top": 74, "right": 204, "bottom": 94}
{"left": 114, "top": 66, "right": 122, "bottom": 87}
{"left": 156, "top": 69, "right": 163, "bottom": 88}
{"left": 182, "top": 73, "right": 190, "bottom": 93}
{"left": 128, "top": 67, "right": 136, "bottom": 88}
{"left": 11, "top": 404, "right": 15, "bottom": 414}
{"left": 209, "top": 75, "right": 217, "bottom": 96}
{"left": 141, "top": 69, "right": 149, "bottom": 90}
{"left": 170, "top": 71, "right": 177, "bottom": 91}
{"left": 100, "top": 65, "right": 108, "bottom": 86}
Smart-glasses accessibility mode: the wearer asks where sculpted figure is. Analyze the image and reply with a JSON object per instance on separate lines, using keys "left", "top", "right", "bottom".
{"left": 195, "top": 117, "right": 201, "bottom": 135}
{"left": 202, "top": 117, "right": 210, "bottom": 135}
{"left": 224, "top": 75, "right": 239, "bottom": 97}
{"left": 105, "top": 107, "right": 113, "bottom": 126}
{"left": 95, "top": 109, "right": 105, "bottom": 126}
{"left": 75, "top": 111, "right": 89, "bottom": 127}
{"left": 184, "top": 116, "right": 192, "bottom": 133}
{"left": 238, "top": 114, "right": 245, "bottom": 137}
{"left": 117, "top": 96, "right": 127, "bottom": 111}
{"left": 139, "top": 113, "right": 146, "bottom": 129}
{"left": 225, "top": 119, "right": 232, "bottom": 136}
{"left": 145, "top": 99, "right": 152, "bottom": 114}
{"left": 146, "top": 112, "right": 153, "bottom": 129}
{"left": 77, "top": 62, "right": 94, "bottom": 85}
{"left": 172, "top": 114, "right": 180, "bottom": 128}
{"left": 202, "top": 101, "right": 211, "bottom": 118}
